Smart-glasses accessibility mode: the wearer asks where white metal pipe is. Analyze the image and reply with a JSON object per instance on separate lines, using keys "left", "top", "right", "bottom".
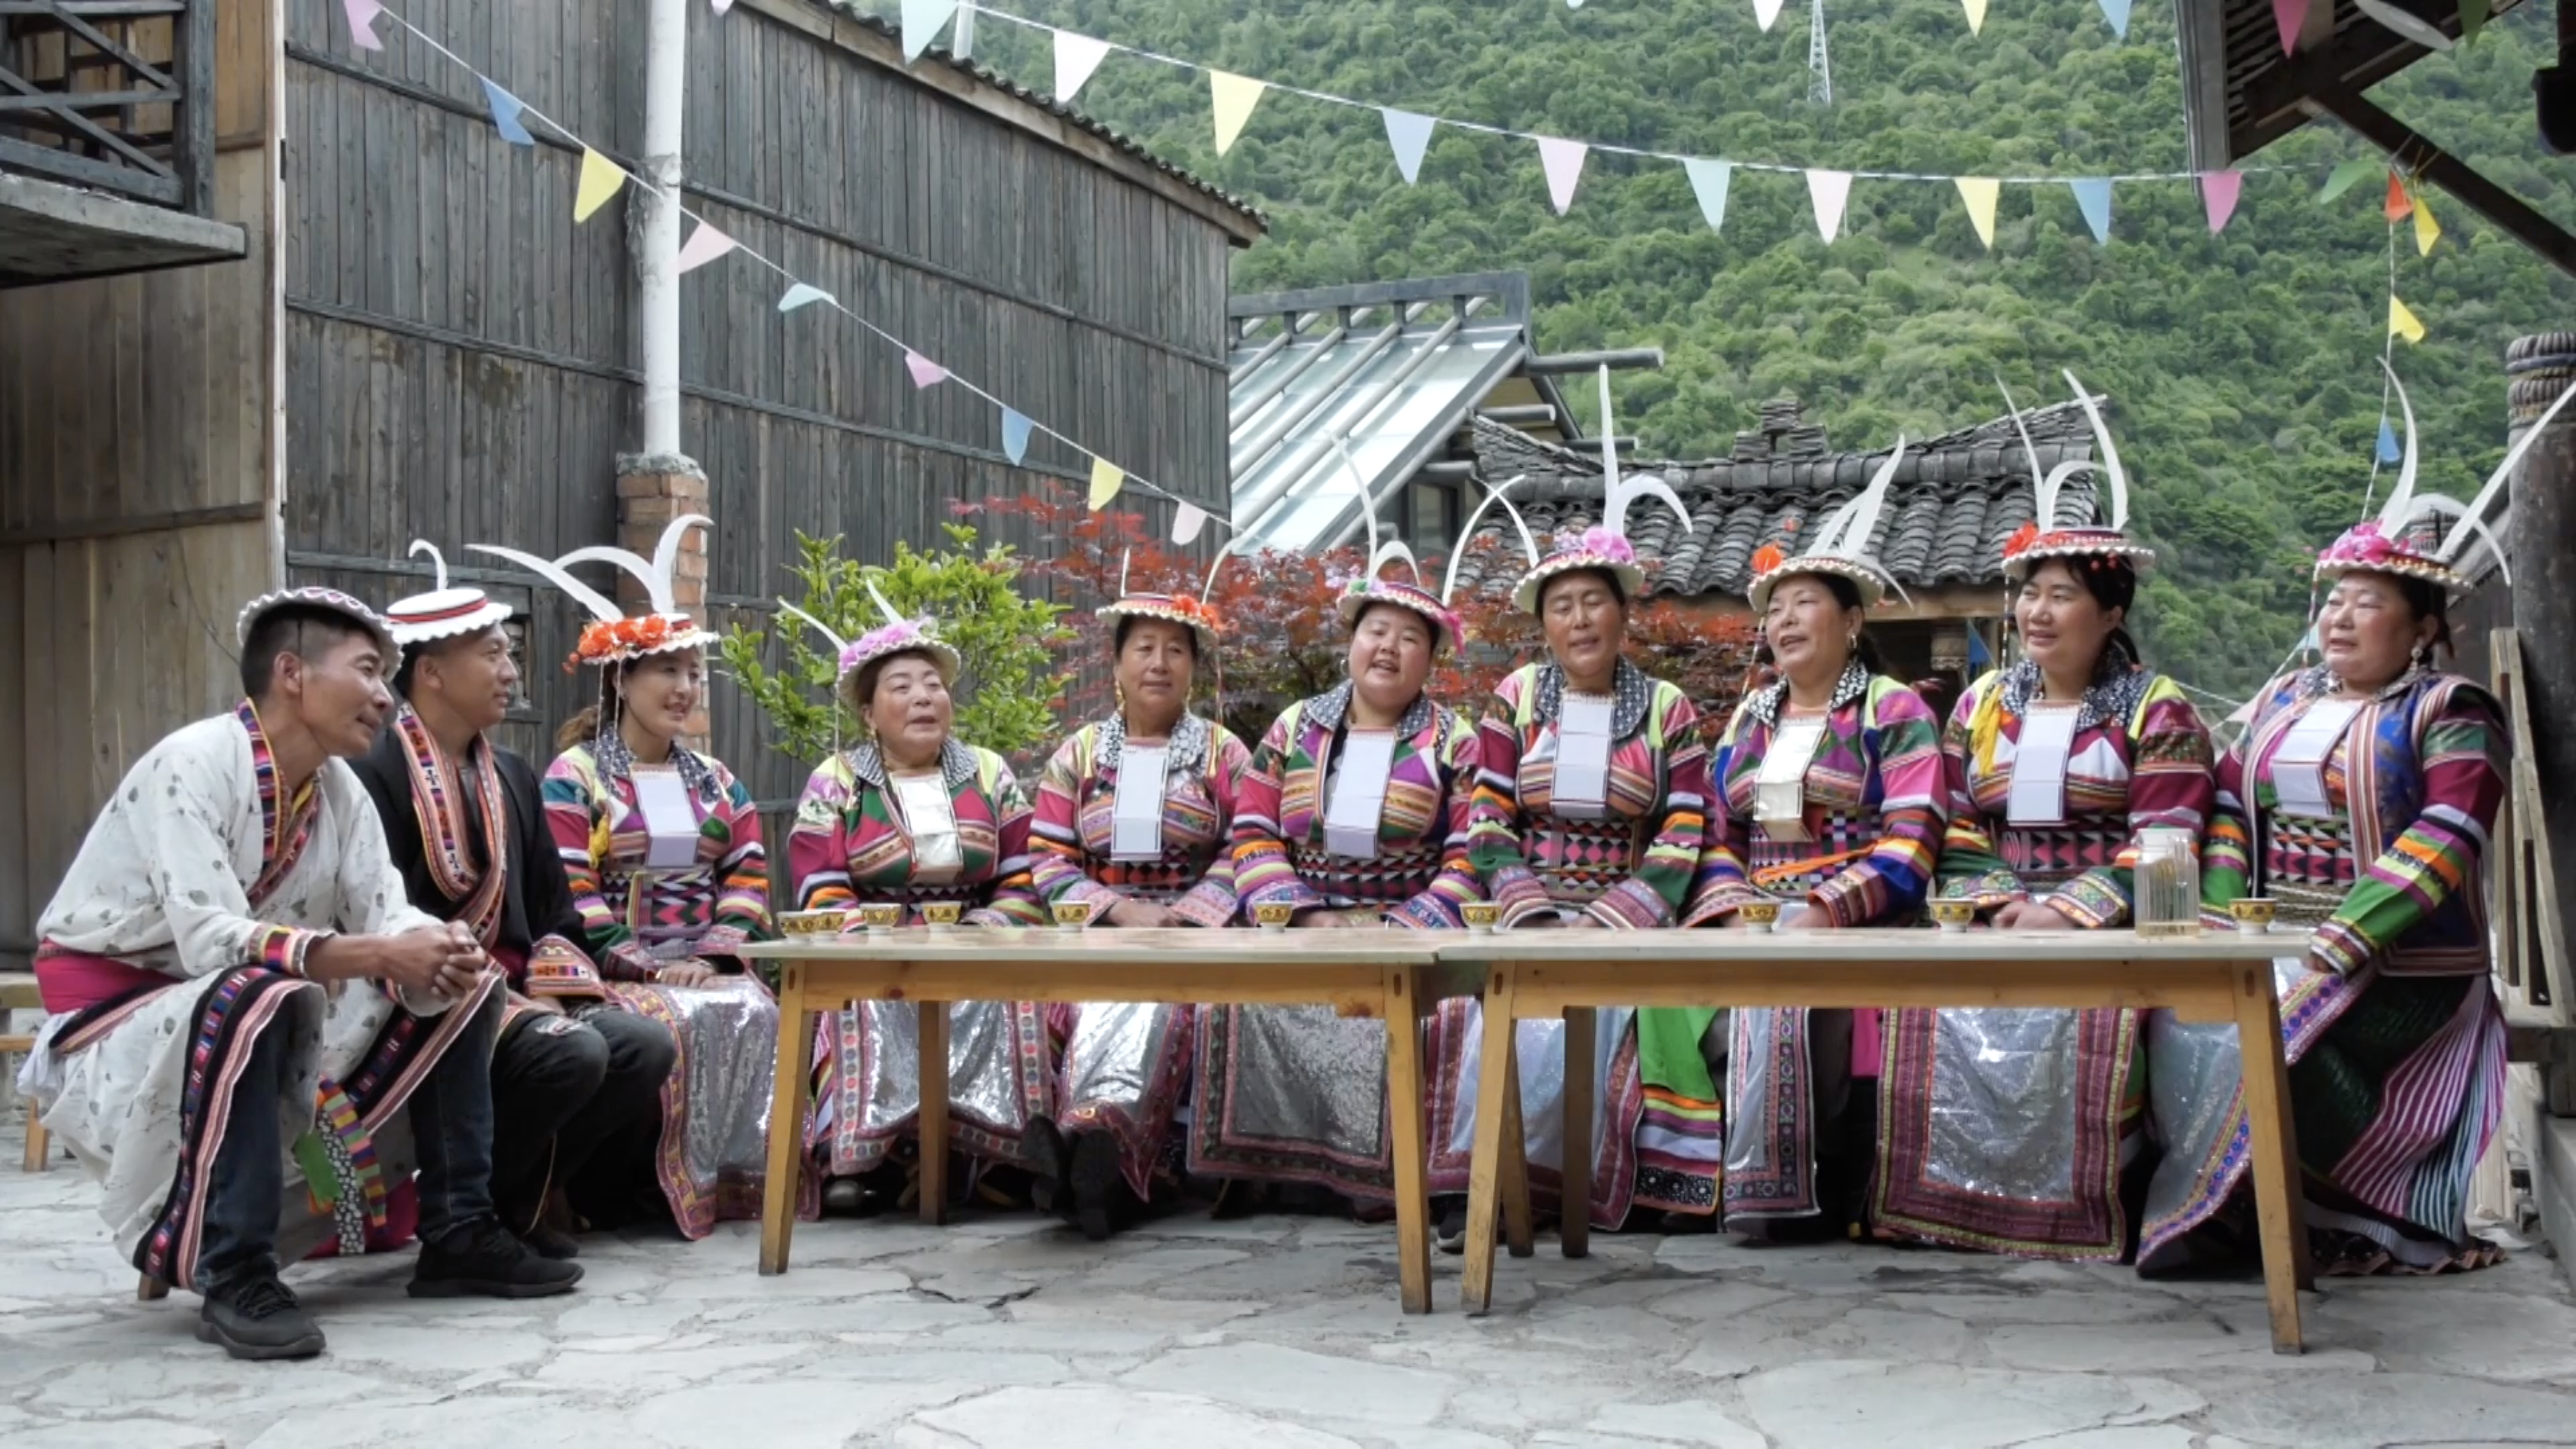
{"left": 638, "top": 0, "right": 688, "bottom": 457}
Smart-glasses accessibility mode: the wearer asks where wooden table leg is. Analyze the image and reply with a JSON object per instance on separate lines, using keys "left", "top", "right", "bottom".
{"left": 917, "top": 999, "right": 950, "bottom": 1227}
{"left": 1383, "top": 963, "right": 1434, "bottom": 1314}
{"left": 1461, "top": 969, "right": 1518, "bottom": 1315}
{"left": 757, "top": 964, "right": 813, "bottom": 1275}
{"left": 1497, "top": 1038, "right": 1535, "bottom": 1260}
{"left": 1560, "top": 1005, "right": 1595, "bottom": 1259}
{"left": 2230, "top": 962, "right": 2309, "bottom": 1354}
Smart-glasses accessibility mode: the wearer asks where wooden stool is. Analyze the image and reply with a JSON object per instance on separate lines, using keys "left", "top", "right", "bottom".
{"left": 1, "top": 972, "right": 48, "bottom": 1173}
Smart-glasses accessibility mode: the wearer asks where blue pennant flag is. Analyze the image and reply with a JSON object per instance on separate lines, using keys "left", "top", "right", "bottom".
{"left": 2069, "top": 179, "right": 2113, "bottom": 243}
{"left": 2377, "top": 416, "right": 2401, "bottom": 463}
{"left": 1001, "top": 408, "right": 1033, "bottom": 466}
{"left": 1967, "top": 628, "right": 1992, "bottom": 667}
{"left": 480, "top": 77, "right": 535, "bottom": 146}
{"left": 2098, "top": 0, "right": 2133, "bottom": 37}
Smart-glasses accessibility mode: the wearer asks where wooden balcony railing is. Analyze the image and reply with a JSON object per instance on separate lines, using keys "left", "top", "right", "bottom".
{"left": 0, "top": 0, "right": 214, "bottom": 213}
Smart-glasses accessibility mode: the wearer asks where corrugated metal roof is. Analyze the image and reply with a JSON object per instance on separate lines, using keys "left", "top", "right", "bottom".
{"left": 812, "top": 3, "right": 1267, "bottom": 231}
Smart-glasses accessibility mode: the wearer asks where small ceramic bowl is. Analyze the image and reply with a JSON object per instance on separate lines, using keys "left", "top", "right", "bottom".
{"left": 921, "top": 901, "right": 962, "bottom": 933}
{"left": 2229, "top": 898, "right": 2278, "bottom": 934}
{"left": 1930, "top": 901, "right": 1976, "bottom": 933}
{"left": 1053, "top": 901, "right": 1096, "bottom": 932}
{"left": 1738, "top": 900, "right": 1782, "bottom": 932}
{"left": 1253, "top": 902, "right": 1295, "bottom": 934}
{"left": 1460, "top": 902, "right": 1501, "bottom": 934}
{"left": 858, "top": 902, "right": 903, "bottom": 933}
{"left": 780, "top": 908, "right": 845, "bottom": 937}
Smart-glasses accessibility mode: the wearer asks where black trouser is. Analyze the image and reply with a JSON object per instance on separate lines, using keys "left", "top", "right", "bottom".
{"left": 487, "top": 1008, "right": 676, "bottom": 1233}
{"left": 198, "top": 989, "right": 504, "bottom": 1294}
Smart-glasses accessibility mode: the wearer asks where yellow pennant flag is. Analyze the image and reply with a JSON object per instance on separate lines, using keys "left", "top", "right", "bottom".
{"left": 1210, "top": 71, "right": 1266, "bottom": 156}
{"left": 1956, "top": 177, "right": 2000, "bottom": 250}
{"left": 2412, "top": 192, "right": 2441, "bottom": 256}
{"left": 1087, "top": 456, "right": 1125, "bottom": 509}
{"left": 2388, "top": 294, "right": 2426, "bottom": 344}
{"left": 573, "top": 147, "right": 626, "bottom": 223}
{"left": 1962, "top": 0, "right": 1989, "bottom": 33}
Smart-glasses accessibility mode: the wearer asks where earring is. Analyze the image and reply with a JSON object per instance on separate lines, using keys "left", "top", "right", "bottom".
{"left": 2412, "top": 642, "right": 2433, "bottom": 671}
{"left": 1114, "top": 682, "right": 1128, "bottom": 714}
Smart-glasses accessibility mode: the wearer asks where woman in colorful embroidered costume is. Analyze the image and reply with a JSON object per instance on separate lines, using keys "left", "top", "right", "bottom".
{"left": 1684, "top": 445, "right": 1945, "bottom": 1240}
{"left": 1874, "top": 376, "right": 2214, "bottom": 1261}
{"left": 2140, "top": 367, "right": 2541, "bottom": 1276}
{"left": 783, "top": 592, "right": 1050, "bottom": 1214}
{"left": 1189, "top": 541, "right": 1484, "bottom": 1212}
{"left": 1024, "top": 582, "right": 1248, "bottom": 1238}
{"left": 479, "top": 518, "right": 790, "bottom": 1240}
{"left": 1435, "top": 373, "right": 1720, "bottom": 1237}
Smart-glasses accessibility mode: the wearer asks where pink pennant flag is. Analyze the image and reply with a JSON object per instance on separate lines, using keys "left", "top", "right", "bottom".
{"left": 2199, "top": 171, "right": 2243, "bottom": 233}
{"left": 1536, "top": 136, "right": 1588, "bottom": 216}
{"left": 674, "top": 221, "right": 736, "bottom": 274}
{"left": 344, "top": 0, "right": 385, "bottom": 50}
{"left": 2271, "top": 0, "right": 2309, "bottom": 53}
{"left": 903, "top": 351, "right": 950, "bottom": 389}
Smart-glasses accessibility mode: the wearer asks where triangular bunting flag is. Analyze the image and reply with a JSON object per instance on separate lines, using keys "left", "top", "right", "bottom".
{"left": 1956, "top": 177, "right": 2000, "bottom": 250}
{"left": 903, "top": 351, "right": 949, "bottom": 389}
{"left": 1754, "top": 0, "right": 1787, "bottom": 30}
{"left": 901, "top": 0, "right": 958, "bottom": 62}
{"left": 2413, "top": 192, "right": 2441, "bottom": 255}
{"left": 1383, "top": 109, "right": 1437, "bottom": 185}
{"left": 2384, "top": 171, "right": 2413, "bottom": 221}
{"left": 1210, "top": 72, "right": 1266, "bottom": 156}
{"left": 2319, "top": 157, "right": 2375, "bottom": 204}
{"left": 2377, "top": 417, "right": 2402, "bottom": 463}
{"left": 573, "top": 148, "right": 626, "bottom": 223}
{"left": 1001, "top": 408, "right": 1033, "bottom": 465}
{"left": 777, "top": 282, "right": 833, "bottom": 313}
{"left": 1962, "top": 0, "right": 1989, "bottom": 33}
{"left": 2272, "top": 0, "right": 2309, "bottom": 53}
{"left": 1808, "top": 170, "right": 1854, "bottom": 242}
{"left": 480, "top": 78, "right": 534, "bottom": 145}
{"left": 1172, "top": 503, "right": 1208, "bottom": 545}
{"left": 712, "top": 0, "right": 735, "bottom": 13}
{"left": 2069, "top": 178, "right": 2113, "bottom": 243}
{"left": 344, "top": 0, "right": 385, "bottom": 50}
{"left": 2099, "top": 0, "right": 2133, "bottom": 38}
{"left": 1053, "top": 29, "right": 1111, "bottom": 103}
{"left": 2389, "top": 294, "right": 2426, "bottom": 344}
{"left": 1537, "top": 137, "right": 1588, "bottom": 215}
{"left": 1087, "top": 457, "right": 1125, "bottom": 509}
{"left": 674, "top": 221, "right": 736, "bottom": 274}
{"left": 2200, "top": 171, "right": 2243, "bottom": 233}
{"left": 1685, "top": 158, "right": 1734, "bottom": 233}
{"left": 2462, "top": 0, "right": 2490, "bottom": 42}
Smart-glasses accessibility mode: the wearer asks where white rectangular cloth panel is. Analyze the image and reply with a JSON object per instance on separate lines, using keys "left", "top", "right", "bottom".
{"left": 891, "top": 774, "right": 965, "bottom": 879}
{"left": 2271, "top": 699, "right": 2364, "bottom": 819}
{"left": 1111, "top": 745, "right": 1170, "bottom": 862}
{"left": 1324, "top": 730, "right": 1398, "bottom": 859}
{"left": 631, "top": 769, "right": 703, "bottom": 870}
{"left": 2005, "top": 704, "right": 2082, "bottom": 828}
{"left": 1753, "top": 715, "right": 1830, "bottom": 843}
{"left": 1553, "top": 694, "right": 1616, "bottom": 821}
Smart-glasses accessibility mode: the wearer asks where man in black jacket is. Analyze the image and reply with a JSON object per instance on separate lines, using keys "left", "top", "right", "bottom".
{"left": 350, "top": 551, "right": 676, "bottom": 1257}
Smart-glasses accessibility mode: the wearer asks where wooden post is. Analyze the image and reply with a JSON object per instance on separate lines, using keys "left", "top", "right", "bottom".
{"left": 2506, "top": 334, "right": 2576, "bottom": 1114}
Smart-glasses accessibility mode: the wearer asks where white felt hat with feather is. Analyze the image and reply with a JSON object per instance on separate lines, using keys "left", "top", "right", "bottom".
{"left": 471, "top": 515, "right": 719, "bottom": 667}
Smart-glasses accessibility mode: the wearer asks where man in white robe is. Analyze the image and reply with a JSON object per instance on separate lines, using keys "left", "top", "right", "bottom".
{"left": 19, "top": 587, "right": 583, "bottom": 1360}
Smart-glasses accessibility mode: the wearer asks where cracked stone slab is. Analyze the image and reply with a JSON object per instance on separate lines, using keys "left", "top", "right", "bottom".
{"left": 2199, "top": 1371, "right": 2576, "bottom": 1448}
{"left": 1588, "top": 1398, "right": 1769, "bottom": 1447}
{"left": 1121, "top": 1343, "right": 1456, "bottom": 1427}
{"left": 1740, "top": 1360, "right": 2203, "bottom": 1449}
{"left": 919, "top": 1385, "right": 1366, "bottom": 1448}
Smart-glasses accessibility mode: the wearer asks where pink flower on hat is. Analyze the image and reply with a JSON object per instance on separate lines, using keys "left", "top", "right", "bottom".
{"left": 1575, "top": 526, "right": 1636, "bottom": 564}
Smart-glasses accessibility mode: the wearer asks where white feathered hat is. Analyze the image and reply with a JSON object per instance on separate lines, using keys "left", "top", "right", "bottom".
{"left": 471, "top": 516, "right": 718, "bottom": 668}
{"left": 773, "top": 579, "right": 962, "bottom": 715}
{"left": 1997, "top": 370, "right": 2155, "bottom": 584}
{"left": 1746, "top": 440, "right": 1912, "bottom": 613}
{"left": 1508, "top": 365, "right": 1694, "bottom": 613}
{"left": 383, "top": 540, "right": 513, "bottom": 648}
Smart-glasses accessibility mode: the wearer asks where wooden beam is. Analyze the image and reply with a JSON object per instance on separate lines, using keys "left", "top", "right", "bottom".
{"left": 1524, "top": 348, "right": 1667, "bottom": 374}
{"left": 2299, "top": 90, "right": 2576, "bottom": 280}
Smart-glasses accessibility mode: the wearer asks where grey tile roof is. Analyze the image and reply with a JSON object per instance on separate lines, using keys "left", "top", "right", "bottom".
{"left": 1451, "top": 397, "right": 2107, "bottom": 602}
{"left": 814, "top": 4, "right": 1267, "bottom": 231}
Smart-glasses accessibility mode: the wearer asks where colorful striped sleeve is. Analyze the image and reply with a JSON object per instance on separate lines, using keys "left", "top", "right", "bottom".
{"left": 2314, "top": 680, "right": 2506, "bottom": 975}
{"left": 1810, "top": 682, "right": 1946, "bottom": 928}
{"left": 704, "top": 768, "right": 774, "bottom": 948}
{"left": 1584, "top": 684, "right": 1706, "bottom": 930}
{"left": 1933, "top": 675, "right": 2024, "bottom": 911}
{"left": 2199, "top": 684, "right": 2273, "bottom": 913}
{"left": 1683, "top": 706, "right": 1765, "bottom": 926}
{"left": 1230, "top": 704, "right": 1326, "bottom": 919}
{"left": 786, "top": 756, "right": 858, "bottom": 913}
{"left": 2046, "top": 679, "right": 2214, "bottom": 930}
{"left": 1387, "top": 709, "right": 1484, "bottom": 930}
{"left": 1467, "top": 672, "right": 1552, "bottom": 928}
{"left": 540, "top": 748, "right": 652, "bottom": 977}
{"left": 1028, "top": 730, "right": 1118, "bottom": 913}
{"left": 1170, "top": 726, "right": 1250, "bottom": 928}
{"left": 965, "top": 754, "right": 1051, "bottom": 928}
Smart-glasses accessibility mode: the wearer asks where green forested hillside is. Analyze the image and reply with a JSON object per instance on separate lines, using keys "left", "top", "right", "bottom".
{"left": 940, "top": 0, "right": 2576, "bottom": 697}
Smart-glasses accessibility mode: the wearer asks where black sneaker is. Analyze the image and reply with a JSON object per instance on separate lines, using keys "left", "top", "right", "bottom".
{"left": 1023, "top": 1117, "right": 1071, "bottom": 1217}
{"left": 408, "top": 1219, "right": 585, "bottom": 1299}
{"left": 1068, "top": 1131, "right": 1123, "bottom": 1242}
{"left": 1435, "top": 1202, "right": 1470, "bottom": 1256}
{"left": 197, "top": 1274, "right": 326, "bottom": 1361}
{"left": 520, "top": 1221, "right": 581, "bottom": 1261}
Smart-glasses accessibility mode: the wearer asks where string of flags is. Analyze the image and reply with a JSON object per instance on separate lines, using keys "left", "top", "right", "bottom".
{"left": 935, "top": 0, "right": 2448, "bottom": 254}
{"left": 347, "top": 0, "right": 1218, "bottom": 533}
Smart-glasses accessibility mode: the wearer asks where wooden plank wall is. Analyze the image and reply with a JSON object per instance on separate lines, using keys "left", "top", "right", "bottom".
{"left": 0, "top": 0, "right": 279, "bottom": 965}
{"left": 277, "top": 0, "right": 1240, "bottom": 808}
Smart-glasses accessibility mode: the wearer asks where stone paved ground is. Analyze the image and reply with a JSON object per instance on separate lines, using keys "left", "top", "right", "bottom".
{"left": 4, "top": 1164, "right": 2575, "bottom": 1449}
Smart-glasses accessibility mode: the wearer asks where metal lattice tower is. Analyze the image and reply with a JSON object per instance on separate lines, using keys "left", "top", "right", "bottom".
{"left": 1808, "top": 0, "right": 1833, "bottom": 105}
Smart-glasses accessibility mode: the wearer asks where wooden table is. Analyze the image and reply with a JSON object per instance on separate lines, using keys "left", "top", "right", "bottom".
{"left": 1438, "top": 928, "right": 2319, "bottom": 1353}
{"left": 734, "top": 928, "right": 1477, "bottom": 1313}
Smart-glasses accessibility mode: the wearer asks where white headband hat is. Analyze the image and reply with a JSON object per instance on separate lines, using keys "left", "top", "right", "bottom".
{"left": 382, "top": 540, "right": 514, "bottom": 647}
{"left": 1746, "top": 440, "right": 1913, "bottom": 613}
{"left": 1509, "top": 365, "right": 1694, "bottom": 613}
{"left": 471, "top": 516, "right": 719, "bottom": 667}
